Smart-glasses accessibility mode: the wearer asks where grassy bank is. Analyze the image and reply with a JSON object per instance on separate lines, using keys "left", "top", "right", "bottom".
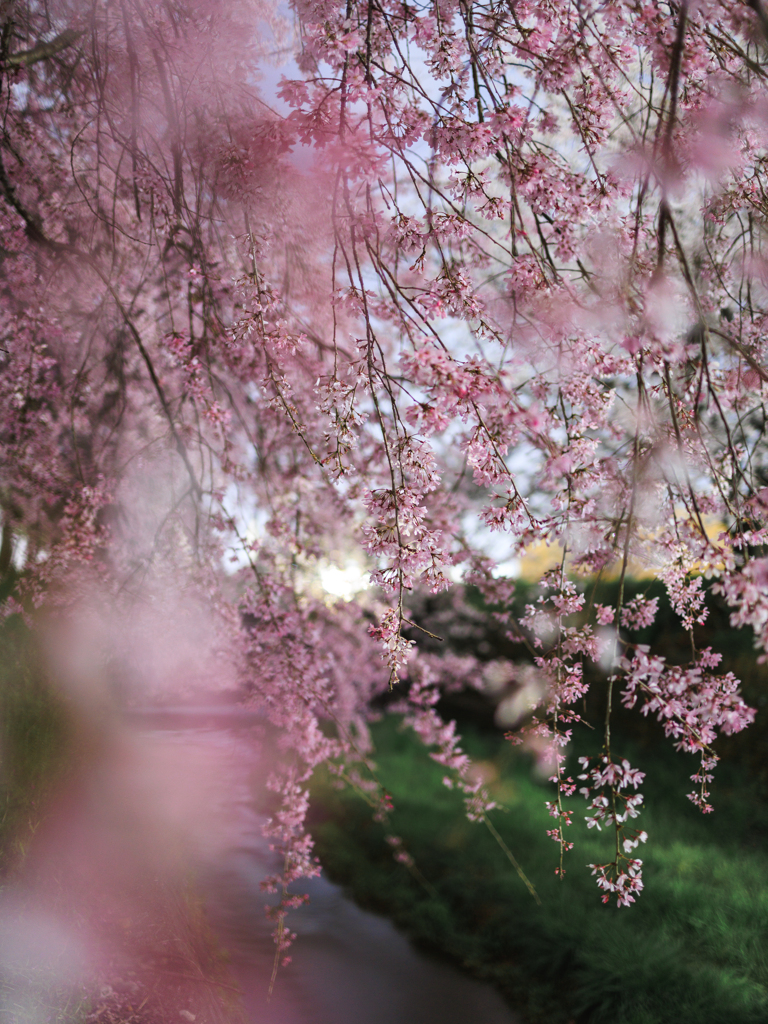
{"left": 310, "top": 715, "right": 768, "bottom": 1024}
{"left": 0, "top": 605, "right": 72, "bottom": 872}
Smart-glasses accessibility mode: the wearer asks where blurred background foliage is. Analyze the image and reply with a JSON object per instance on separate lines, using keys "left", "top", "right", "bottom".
{"left": 0, "top": 573, "right": 241, "bottom": 1024}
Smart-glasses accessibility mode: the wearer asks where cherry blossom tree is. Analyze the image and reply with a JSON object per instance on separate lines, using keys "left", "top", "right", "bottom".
{"left": 1, "top": 0, "right": 766, "bottom": 941}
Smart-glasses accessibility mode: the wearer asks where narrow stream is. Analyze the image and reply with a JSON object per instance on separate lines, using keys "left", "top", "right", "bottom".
{"left": 152, "top": 721, "right": 518, "bottom": 1024}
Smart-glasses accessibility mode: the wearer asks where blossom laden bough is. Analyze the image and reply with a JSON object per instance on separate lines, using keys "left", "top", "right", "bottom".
{"left": 0, "top": 0, "right": 765, "bottom": 930}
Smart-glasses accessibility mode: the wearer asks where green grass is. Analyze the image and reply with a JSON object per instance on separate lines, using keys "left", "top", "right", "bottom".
{"left": 0, "top": 610, "right": 72, "bottom": 871}
{"left": 0, "top": 605, "right": 90, "bottom": 1024}
{"left": 0, "top": 972, "right": 92, "bottom": 1024}
{"left": 309, "top": 716, "right": 768, "bottom": 1024}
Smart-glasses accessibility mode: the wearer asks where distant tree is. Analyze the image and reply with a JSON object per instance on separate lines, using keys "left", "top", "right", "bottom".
{"left": 0, "top": 0, "right": 764, "bottom": 941}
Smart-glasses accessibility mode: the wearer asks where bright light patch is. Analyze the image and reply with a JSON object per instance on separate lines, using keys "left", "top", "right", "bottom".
{"left": 492, "top": 558, "right": 520, "bottom": 579}
{"left": 445, "top": 563, "right": 465, "bottom": 583}
{"left": 318, "top": 561, "right": 369, "bottom": 600}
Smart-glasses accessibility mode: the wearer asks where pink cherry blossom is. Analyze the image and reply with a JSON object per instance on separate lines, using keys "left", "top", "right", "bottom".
{"left": 0, "top": 0, "right": 765, "bottom": 928}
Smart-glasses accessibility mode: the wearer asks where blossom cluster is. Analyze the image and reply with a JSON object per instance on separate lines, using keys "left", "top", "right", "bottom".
{"left": 578, "top": 756, "right": 648, "bottom": 907}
